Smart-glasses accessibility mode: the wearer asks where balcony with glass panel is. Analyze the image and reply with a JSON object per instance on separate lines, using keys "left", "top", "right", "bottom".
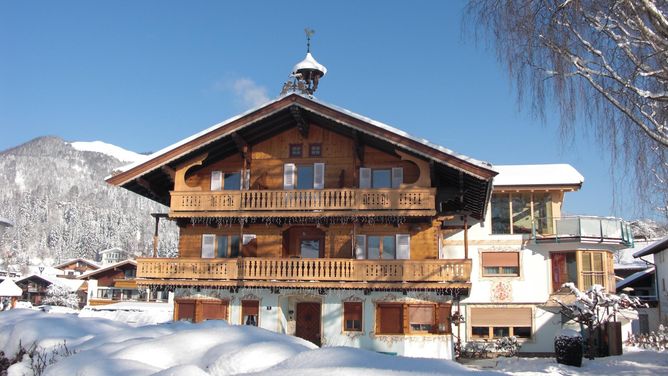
{"left": 532, "top": 216, "right": 633, "bottom": 246}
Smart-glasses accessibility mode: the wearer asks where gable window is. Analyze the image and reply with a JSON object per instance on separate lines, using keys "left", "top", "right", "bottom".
{"left": 470, "top": 307, "right": 532, "bottom": 339}
{"left": 343, "top": 302, "right": 363, "bottom": 332}
{"left": 241, "top": 300, "right": 259, "bottom": 326}
{"left": 284, "top": 163, "right": 325, "bottom": 190}
{"left": 355, "top": 234, "right": 409, "bottom": 260}
{"left": 202, "top": 234, "right": 240, "bottom": 258}
{"left": 309, "top": 143, "right": 322, "bottom": 157}
{"left": 211, "top": 171, "right": 242, "bottom": 191}
{"left": 481, "top": 252, "right": 520, "bottom": 276}
{"left": 289, "top": 144, "right": 303, "bottom": 158}
{"left": 491, "top": 192, "right": 553, "bottom": 235}
{"left": 359, "top": 167, "right": 403, "bottom": 189}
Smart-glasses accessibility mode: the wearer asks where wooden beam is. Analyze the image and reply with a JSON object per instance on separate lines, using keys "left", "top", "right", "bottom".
{"left": 352, "top": 130, "right": 364, "bottom": 164}
{"left": 161, "top": 166, "right": 176, "bottom": 184}
{"left": 136, "top": 177, "right": 161, "bottom": 200}
{"left": 231, "top": 132, "right": 251, "bottom": 165}
{"left": 290, "top": 105, "right": 309, "bottom": 138}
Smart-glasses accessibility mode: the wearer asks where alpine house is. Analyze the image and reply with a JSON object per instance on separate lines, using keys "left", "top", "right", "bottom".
{"left": 106, "top": 42, "right": 633, "bottom": 358}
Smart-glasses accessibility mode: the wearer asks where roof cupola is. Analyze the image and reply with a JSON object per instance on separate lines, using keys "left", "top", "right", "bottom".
{"left": 281, "top": 28, "right": 327, "bottom": 96}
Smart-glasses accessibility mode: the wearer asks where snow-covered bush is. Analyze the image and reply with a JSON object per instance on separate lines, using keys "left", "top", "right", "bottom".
{"left": 554, "top": 283, "right": 646, "bottom": 359}
{"left": 494, "top": 336, "right": 521, "bottom": 356}
{"left": 42, "top": 285, "right": 79, "bottom": 309}
{"left": 555, "top": 329, "right": 583, "bottom": 367}
{"left": 625, "top": 324, "right": 668, "bottom": 351}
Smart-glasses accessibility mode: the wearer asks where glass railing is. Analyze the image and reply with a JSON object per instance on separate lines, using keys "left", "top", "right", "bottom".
{"left": 532, "top": 216, "right": 633, "bottom": 246}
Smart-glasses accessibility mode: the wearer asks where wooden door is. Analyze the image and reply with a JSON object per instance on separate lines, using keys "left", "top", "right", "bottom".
{"left": 551, "top": 253, "right": 568, "bottom": 292}
{"left": 295, "top": 302, "right": 321, "bottom": 346}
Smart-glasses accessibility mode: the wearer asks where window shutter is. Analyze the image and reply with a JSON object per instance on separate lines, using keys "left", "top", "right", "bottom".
{"left": 283, "top": 163, "right": 296, "bottom": 190}
{"left": 211, "top": 171, "right": 222, "bottom": 191}
{"left": 359, "top": 167, "right": 371, "bottom": 189}
{"left": 391, "top": 167, "right": 403, "bottom": 188}
{"left": 201, "top": 234, "right": 216, "bottom": 259}
{"left": 313, "top": 163, "right": 325, "bottom": 189}
{"left": 355, "top": 235, "right": 366, "bottom": 259}
{"left": 396, "top": 234, "right": 410, "bottom": 260}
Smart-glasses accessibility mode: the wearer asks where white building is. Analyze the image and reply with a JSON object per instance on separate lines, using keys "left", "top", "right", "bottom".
{"left": 634, "top": 237, "right": 668, "bottom": 325}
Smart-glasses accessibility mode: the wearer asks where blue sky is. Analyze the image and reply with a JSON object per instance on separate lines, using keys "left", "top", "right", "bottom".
{"left": 0, "top": 1, "right": 641, "bottom": 219}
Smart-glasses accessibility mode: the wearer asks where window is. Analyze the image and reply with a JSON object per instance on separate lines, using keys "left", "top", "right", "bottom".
{"left": 580, "top": 251, "right": 605, "bottom": 290}
{"left": 309, "top": 143, "right": 322, "bottom": 157}
{"left": 289, "top": 144, "right": 303, "bottom": 157}
{"left": 481, "top": 252, "right": 520, "bottom": 276}
{"left": 359, "top": 167, "right": 403, "bottom": 189}
{"left": 242, "top": 300, "right": 259, "bottom": 326}
{"left": 343, "top": 302, "right": 362, "bottom": 332}
{"left": 376, "top": 303, "right": 451, "bottom": 335}
{"left": 300, "top": 239, "right": 321, "bottom": 258}
{"left": 469, "top": 307, "right": 532, "bottom": 339}
{"left": 203, "top": 234, "right": 240, "bottom": 258}
{"left": 211, "top": 171, "right": 242, "bottom": 191}
{"left": 284, "top": 163, "right": 325, "bottom": 190}
{"left": 491, "top": 192, "right": 553, "bottom": 235}
{"left": 355, "top": 234, "right": 409, "bottom": 259}
{"left": 124, "top": 268, "right": 136, "bottom": 279}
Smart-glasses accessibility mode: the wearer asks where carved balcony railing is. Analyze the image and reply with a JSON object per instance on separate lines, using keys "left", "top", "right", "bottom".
{"left": 169, "top": 188, "right": 436, "bottom": 215}
{"left": 136, "top": 257, "right": 471, "bottom": 284}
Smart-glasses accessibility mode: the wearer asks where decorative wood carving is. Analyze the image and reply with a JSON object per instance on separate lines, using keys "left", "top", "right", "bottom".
{"left": 174, "top": 153, "right": 208, "bottom": 192}
{"left": 395, "top": 150, "right": 430, "bottom": 188}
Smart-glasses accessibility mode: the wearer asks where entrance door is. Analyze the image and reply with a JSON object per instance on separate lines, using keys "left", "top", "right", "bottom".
{"left": 551, "top": 252, "right": 577, "bottom": 292}
{"left": 295, "top": 302, "right": 321, "bottom": 346}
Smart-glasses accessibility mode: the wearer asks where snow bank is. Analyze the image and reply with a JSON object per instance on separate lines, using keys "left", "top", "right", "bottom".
{"left": 79, "top": 302, "right": 173, "bottom": 325}
{"left": 70, "top": 141, "right": 148, "bottom": 163}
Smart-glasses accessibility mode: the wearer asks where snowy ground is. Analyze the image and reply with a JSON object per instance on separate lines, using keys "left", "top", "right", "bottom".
{"left": 0, "top": 309, "right": 666, "bottom": 376}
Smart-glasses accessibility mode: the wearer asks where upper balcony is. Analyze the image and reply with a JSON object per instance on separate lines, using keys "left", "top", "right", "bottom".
{"left": 169, "top": 188, "right": 436, "bottom": 218}
{"left": 135, "top": 257, "right": 471, "bottom": 290}
{"left": 531, "top": 216, "right": 633, "bottom": 247}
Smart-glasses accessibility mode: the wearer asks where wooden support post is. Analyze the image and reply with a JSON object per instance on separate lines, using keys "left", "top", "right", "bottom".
{"left": 463, "top": 215, "right": 469, "bottom": 260}
{"left": 150, "top": 213, "right": 168, "bottom": 258}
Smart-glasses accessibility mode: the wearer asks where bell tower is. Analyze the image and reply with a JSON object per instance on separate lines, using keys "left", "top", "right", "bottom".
{"left": 281, "top": 28, "right": 327, "bottom": 96}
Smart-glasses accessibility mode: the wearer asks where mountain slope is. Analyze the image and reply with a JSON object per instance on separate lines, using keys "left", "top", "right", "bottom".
{"left": 0, "top": 136, "right": 177, "bottom": 272}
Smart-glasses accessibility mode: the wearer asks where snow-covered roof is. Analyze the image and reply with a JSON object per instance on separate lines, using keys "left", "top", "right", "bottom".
{"left": 616, "top": 266, "right": 655, "bottom": 290}
{"left": 634, "top": 236, "right": 668, "bottom": 258}
{"left": 99, "top": 247, "right": 127, "bottom": 255}
{"left": 15, "top": 274, "right": 84, "bottom": 291}
{"left": 78, "top": 259, "right": 136, "bottom": 280}
{"left": 110, "top": 92, "right": 495, "bottom": 180}
{"left": 493, "top": 164, "right": 584, "bottom": 188}
{"left": 0, "top": 278, "right": 22, "bottom": 297}
{"left": 292, "top": 52, "right": 327, "bottom": 76}
{"left": 53, "top": 258, "right": 100, "bottom": 270}
{"left": 70, "top": 141, "right": 149, "bottom": 164}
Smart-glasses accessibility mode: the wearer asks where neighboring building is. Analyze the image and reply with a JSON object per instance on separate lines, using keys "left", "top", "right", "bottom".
{"left": 79, "top": 260, "right": 169, "bottom": 306}
{"left": 15, "top": 274, "right": 85, "bottom": 306}
{"left": 634, "top": 236, "right": 668, "bottom": 325}
{"left": 99, "top": 247, "right": 130, "bottom": 265}
{"left": 105, "top": 51, "right": 634, "bottom": 358}
{"left": 54, "top": 258, "right": 100, "bottom": 278}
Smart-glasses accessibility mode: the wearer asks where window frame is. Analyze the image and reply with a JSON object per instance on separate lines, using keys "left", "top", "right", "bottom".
{"left": 375, "top": 303, "right": 451, "bottom": 336}
{"left": 469, "top": 307, "right": 533, "bottom": 340}
{"left": 289, "top": 144, "right": 303, "bottom": 158}
{"left": 241, "top": 299, "right": 259, "bottom": 326}
{"left": 490, "top": 192, "right": 554, "bottom": 235}
{"left": 481, "top": 252, "right": 520, "bottom": 277}
{"left": 343, "top": 301, "right": 363, "bottom": 332}
{"left": 309, "top": 143, "right": 322, "bottom": 157}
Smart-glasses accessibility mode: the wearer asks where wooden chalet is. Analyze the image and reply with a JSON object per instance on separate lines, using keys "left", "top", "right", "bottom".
{"left": 54, "top": 258, "right": 100, "bottom": 278}
{"left": 78, "top": 260, "right": 143, "bottom": 306}
{"left": 106, "top": 52, "right": 496, "bottom": 357}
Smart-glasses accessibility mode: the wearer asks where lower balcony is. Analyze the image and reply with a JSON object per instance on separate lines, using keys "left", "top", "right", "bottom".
{"left": 136, "top": 257, "right": 471, "bottom": 290}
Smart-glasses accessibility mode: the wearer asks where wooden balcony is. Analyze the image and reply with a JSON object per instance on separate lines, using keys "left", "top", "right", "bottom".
{"left": 169, "top": 188, "right": 436, "bottom": 217}
{"left": 135, "top": 257, "right": 471, "bottom": 289}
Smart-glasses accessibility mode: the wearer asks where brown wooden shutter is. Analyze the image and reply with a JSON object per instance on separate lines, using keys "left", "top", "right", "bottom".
{"left": 377, "top": 304, "right": 403, "bottom": 334}
{"left": 437, "top": 304, "right": 452, "bottom": 334}
{"left": 408, "top": 305, "right": 434, "bottom": 325}
{"left": 482, "top": 252, "right": 519, "bottom": 267}
{"left": 344, "top": 302, "right": 362, "bottom": 322}
{"left": 242, "top": 300, "right": 259, "bottom": 316}
{"left": 470, "top": 307, "right": 531, "bottom": 326}
{"left": 176, "top": 300, "right": 195, "bottom": 322}
{"left": 202, "top": 300, "right": 228, "bottom": 321}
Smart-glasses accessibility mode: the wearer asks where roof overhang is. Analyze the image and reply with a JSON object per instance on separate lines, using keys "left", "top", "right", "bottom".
{"left": 634, "top": 236, "right": 668, "bottom": 258}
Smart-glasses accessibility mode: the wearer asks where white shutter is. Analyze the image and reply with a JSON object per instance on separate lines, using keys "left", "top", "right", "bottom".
{"left": 391, "top": 167, "right": 403, "bottom": 188}
{"left": 359, "top": 167, "right": 371, "bottom": 189}
{"left": 314, "top": 163, "right": 325, "bottom": 189}
{"left": 244, "top": 169, "right": 250, "bottom": 190}
{"left": 396, "top": 234, "right": 410, "bottom": 260}
{"left": 283, "top": 163, "right": 296, "bottom": 190}
{"left": 355, "top": 235, "right": 366, "bottom": 259}
{"left": 201, "top": 234, "right": 216, "bottom": 259}
{"left": 211, "top": 171, "right": 222, "bottom": 191}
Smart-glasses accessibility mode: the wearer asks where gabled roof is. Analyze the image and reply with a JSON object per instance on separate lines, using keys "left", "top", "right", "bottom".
{"left": 616, "top": 266, "right": 655, "bottom": 291}
{"left": 493, "top": 164, "right": 584, "bottom": 189}
{"left": 78, "top": 259, "right": 137, "bottom": 280}
{"left": 54, "top": 258, "right": 100, "bottom": 270}
{"left": 16, "top": 274, "right": 84, "bottom": 291}
{"left": 634, "top": 236, "right": 668, "bottom": 258}
{"left": 0, "top": 278, "right": 22, "bottom": 296}
{"left": 106, "top": 93, "right": 497, "bottom": 219}
{"left": 100, "top": 247, "right": 127, "bottom": 255}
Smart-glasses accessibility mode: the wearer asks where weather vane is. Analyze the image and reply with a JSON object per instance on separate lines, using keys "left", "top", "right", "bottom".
{"left": 305, "top": 28, "right": 315, "bottom": 53}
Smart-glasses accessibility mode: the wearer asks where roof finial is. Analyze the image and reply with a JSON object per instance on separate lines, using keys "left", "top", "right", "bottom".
{"left": 305, "top": 28, "right": 314, "bottom": 53}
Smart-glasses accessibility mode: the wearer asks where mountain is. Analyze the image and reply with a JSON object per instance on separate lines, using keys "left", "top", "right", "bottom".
{"left": 0, "top": 136, "right": 178, "bottom": 273}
